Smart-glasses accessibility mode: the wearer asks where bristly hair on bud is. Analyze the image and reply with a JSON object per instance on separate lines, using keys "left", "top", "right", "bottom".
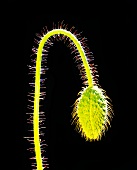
{"left": 71, "top": 85, "right": 114, "bottom": 142}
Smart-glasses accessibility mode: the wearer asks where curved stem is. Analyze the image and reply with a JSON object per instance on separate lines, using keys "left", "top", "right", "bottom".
{"left": 33, "top": 29, "right": 93, "bottom": 169}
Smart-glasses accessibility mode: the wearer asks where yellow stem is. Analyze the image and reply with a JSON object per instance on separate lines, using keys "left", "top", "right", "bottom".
{"left": 34, "top": 29, "right": 93, "bottom": 170}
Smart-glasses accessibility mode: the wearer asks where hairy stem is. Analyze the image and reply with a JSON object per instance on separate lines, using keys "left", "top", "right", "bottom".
{"left": 34, "top": 29, "right": 93, "bottom": 169}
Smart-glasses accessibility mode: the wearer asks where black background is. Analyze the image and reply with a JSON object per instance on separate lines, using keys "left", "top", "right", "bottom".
{"left": 8, "top": 1, "right": 137, "bottom": 170}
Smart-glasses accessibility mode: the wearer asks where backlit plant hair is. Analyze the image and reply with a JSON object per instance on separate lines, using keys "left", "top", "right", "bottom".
{"left": 25, "top": 21, "right": 114, "bottom": 170}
